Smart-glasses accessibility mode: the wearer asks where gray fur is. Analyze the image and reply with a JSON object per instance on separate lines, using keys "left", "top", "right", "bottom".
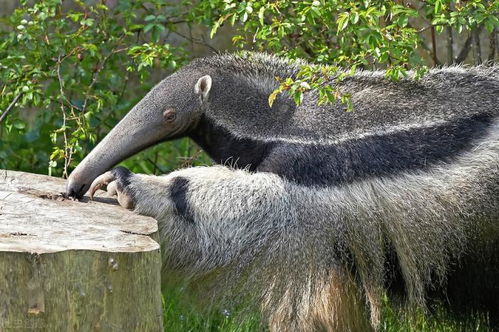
{"left": 67, "top": 53, "right": 499, "bottom": 331}
{"left": 121, "top": 122, "right": 498, "bottom": 329}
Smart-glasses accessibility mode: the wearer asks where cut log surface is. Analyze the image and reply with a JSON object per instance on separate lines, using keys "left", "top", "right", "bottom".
{"left": 0, "top": 169, "right": 163, "bottom": 332}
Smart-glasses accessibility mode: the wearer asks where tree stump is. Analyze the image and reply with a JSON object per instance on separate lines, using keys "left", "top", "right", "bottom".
{"left": 0, "top": 170, "right": 163, "bottom": 332}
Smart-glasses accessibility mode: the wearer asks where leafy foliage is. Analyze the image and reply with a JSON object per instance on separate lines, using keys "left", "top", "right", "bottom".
{"left": 0, "top": 0, "right": 196, "bottom": 177}
{"left": 0, "top": 0, "right": 497, "bottom": 176}
{"left": 196, "top": 0, "right": 498, "bottom": 105}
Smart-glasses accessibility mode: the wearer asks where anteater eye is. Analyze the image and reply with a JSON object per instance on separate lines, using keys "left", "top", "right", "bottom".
{"left": 163, "top": 109, "right": 177, "bottom": 123}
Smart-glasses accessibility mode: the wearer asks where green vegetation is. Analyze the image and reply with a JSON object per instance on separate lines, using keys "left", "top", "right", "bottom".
{"left": 162, "top": 289, "right": 493, "bottom": 331}
{"left": 1, "top": 1, "right": 497, "bottom": 330}
{"left": 162, "top": 287, "right": 263, "bottom": 332}
{"left": 379, "top": 300, "right": 492, "bottom": 332}
{"left": 1, "top": 0, "right": 497, "bottom": 177}
{"left": 0, "top": 0, "right": 208, "bottom": 177}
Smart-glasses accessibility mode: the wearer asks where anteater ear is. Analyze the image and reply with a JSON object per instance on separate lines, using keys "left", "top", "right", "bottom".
{"left": 194, "top": 75, "right": 212, "bottom": 100}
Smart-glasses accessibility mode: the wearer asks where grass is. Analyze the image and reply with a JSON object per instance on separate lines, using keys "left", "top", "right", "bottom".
{"left": 162, "top": 287, "right": 494, "bottom": 332}
{"left": 379, "top": 299, "right": 493, "bottom": 332}
{"left": 163, "top": 285, "right": 263, "bottom": 332}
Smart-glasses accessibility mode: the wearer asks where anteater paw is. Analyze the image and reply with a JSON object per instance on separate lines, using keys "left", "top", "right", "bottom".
{"left": 89, "top": 166, "right": 135, "bottom": 209}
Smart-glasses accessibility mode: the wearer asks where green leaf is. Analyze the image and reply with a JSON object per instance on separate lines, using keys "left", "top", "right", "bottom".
{"left": 398, "top": 15, "right": 408, "bottom": 27}
{"left": 13, "top": 119, "right": 26, "bottom": 129}
{"left": 434, "top": 0, "right": 441, "bottom": 14}
{"left": 211, "top": 16, "right": 226, "bottom": 38}
{"left": 129, "top": 24, "right": 144, "bottom": 31}
{"left": 258, "top": 6, "right": 265, "bottom": 25}
{"left": 299, "top": 81, "right": 311, "bottom": 90}
{"left": 241, "top": 12, "right": 248, "bottom": 23}
{"left": 484, "top": 16, "right": 499, "bottom": 33}
{"left": 351, "top": 12, "right": 360, "bottom": 24}
{"left": 336, "top": 12, "right": 349, "bottom": 33}
{"left": 80, "top": 18, "right": 94, "bottom": 26}
{"left": 144, "top": 23, "right": 155, "bottom": 33}
{"left": 292, "top": 91, "right": 303, "bottom": 105}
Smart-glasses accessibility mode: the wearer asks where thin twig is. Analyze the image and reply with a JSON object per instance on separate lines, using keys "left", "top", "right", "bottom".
{"left": 56, "top": 55, "right": 73, "bottom": 178}
{"left": 417, "top": 23, "right": 447, "bottom": 34}
{"left": 53, "top": 48, "right": 83, "bottom": 113}
{"left": 188, "top": 24, "right": 195, "bottom": 53}
{"left": 81, "top": 43, "right": 128, "bottom": 112}
{"left": 166, "top": 19, "right": 187, "bottom": 25}
{"left": 0, "top": 93, "right": 23, "bottom": 124}
{"left": 407, "top": 21, "right": 439, "bottom": 65}
{"left": 146, "top": 157, "right": 162, "bottom": 174}
{"left": 173, "top": 30, "right": 218, "bottom": 52}
{"left": 61, "top": 108, "right": 73, "bottom": 178}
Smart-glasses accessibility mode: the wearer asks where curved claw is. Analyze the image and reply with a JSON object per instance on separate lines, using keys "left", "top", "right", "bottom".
{"left": 89, "top": 171, "right": 115, "bottom": 200}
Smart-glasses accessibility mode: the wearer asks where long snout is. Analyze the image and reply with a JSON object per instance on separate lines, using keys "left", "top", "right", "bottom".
{"left": 66, "top": 107, "right": 166, "bottom": 198}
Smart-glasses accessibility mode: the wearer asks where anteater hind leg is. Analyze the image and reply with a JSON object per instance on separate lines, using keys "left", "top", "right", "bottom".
{"left": 265, "top": 268, "right": 373, "bottom": 332}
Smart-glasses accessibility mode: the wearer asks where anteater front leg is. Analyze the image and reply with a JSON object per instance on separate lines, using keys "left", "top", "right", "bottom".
{"left": 89, "top": 166, "right": 137, "bottom": 209}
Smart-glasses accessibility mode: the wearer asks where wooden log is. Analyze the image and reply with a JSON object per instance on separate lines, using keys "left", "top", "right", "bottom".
{"left": 0, "top": 169, "right": 163, "bottom": 332}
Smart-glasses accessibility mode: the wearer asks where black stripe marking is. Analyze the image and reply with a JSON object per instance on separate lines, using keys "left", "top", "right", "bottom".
{"left": 111, "top": 166, "right": 135, "bottom": 201}
{"left": 191, "top": 114, "right": 493, "bottom": 187}
{"left": 170, "top": 176, "right": 194, "bottom": 223}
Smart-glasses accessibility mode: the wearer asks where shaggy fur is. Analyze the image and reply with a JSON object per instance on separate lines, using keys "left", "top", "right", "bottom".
{"left": 118, "top": 119, "right": 498, "bottom": 330}
{"left": 68, "top": 53, "right": 499, "bottom": 331}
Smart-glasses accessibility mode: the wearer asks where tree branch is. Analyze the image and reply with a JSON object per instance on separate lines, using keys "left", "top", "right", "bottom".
{"left": 0, "top": 93, "right": 23, "bottom": 124}
{"left": 455, "top": 33, "right": 473, "bottom": 63}
{"left": 81, "top": 45, "right": 127, "bottom": 113}
{"left": 173, "top": 30, "right": 218, "bottom": 53}
{"left": 488, "top": 28, "right": 497, "bottom": 62}
{"left": 446, "top": 26, "right": 454, "bottom": 64}
{"left": 471, "top": 27, "right": 482, "bottom": 64}
{"left": 430, "top": 26, "right": 440, "bottom": 66}
{"left": 56, "top": 56, "right": 73, "bottom": 179}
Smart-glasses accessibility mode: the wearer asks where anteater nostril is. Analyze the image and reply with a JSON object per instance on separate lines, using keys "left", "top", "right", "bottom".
{"left": 66, "top": 183, "right": 87, "bottom": 199}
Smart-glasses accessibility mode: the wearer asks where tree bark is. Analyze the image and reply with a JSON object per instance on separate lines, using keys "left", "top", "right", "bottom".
{"left": 446, "top": 26, "right": 454, "bottom": 64}
{"left": 489, "top": 28, "right": 497, "bottom": 62}
{"left": 430, "top": 26, "right": 440, "bottom": 66}
{"left": 0, "top": 170, "right": 163, "bottom": 332}
{"left": 472, "top": 27, "right": 482, "bottom": 64}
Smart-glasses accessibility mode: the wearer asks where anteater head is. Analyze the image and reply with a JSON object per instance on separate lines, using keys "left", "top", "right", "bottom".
{"left": 66, "top": 53, "right": 296, "bottom": 198}
{"left": 66, "top": 68, "right": 213, "bottom": 199}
